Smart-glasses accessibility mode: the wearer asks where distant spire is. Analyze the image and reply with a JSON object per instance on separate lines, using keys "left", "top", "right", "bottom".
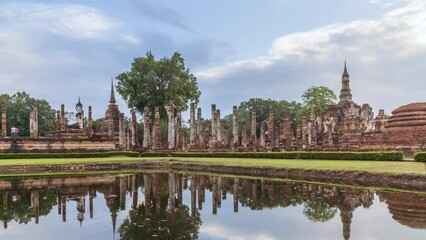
{"left": 339, "top": 60, "right": 352, "bottom": 102}
{"left": 342, "top": 60, "right": 349, "bottom": 78}
{"left": 109, "top": 78, "right": 116, "bottom": 104}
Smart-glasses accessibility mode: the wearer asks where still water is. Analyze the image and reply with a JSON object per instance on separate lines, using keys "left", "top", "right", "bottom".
{"left": 0, "top": 172, "right": 425, "bottom": 240}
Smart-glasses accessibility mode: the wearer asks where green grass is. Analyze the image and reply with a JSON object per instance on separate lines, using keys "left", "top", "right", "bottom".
{"left": 166, "top": 157, "right": 426, "bottom": 174}
{"left": 0, "top": 156, "right": 424, "bottom": 175}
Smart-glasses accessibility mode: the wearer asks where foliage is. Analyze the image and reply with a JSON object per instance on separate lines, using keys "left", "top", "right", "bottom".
{"left": 303, "top": 198, "right": 337, "bottom": 222}
{"left": 116, "top": 51, "right": 200, "bottom": 118}
{"left": 222, "top": 98, "right": 304, "bottom": 138}
{"left": 169, "top": 151, "right": 403, "bottom": 161}
{"left": 301, "top": 86, "right": 337, "bottom": 117}
{"left": 92, "top": 118, "right": 104, "bottom": 132}
{"left": 0, "top": 92, "right": 56, "bottom": 136}
{"left": 414, "top": 152, "right": 426, "bottom": 162}
{"left": 0, "top": 151, "right": 140, "bottom": 159}
{"left": 0, "top": 190, "right": 57, "bottom": 225}
{"left": 119, "top": 174, "right": 201, "bottom": 239}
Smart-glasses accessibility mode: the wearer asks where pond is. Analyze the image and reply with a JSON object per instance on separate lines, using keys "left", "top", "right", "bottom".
{"left": 0, "top": 172, "right": 425, "bottom": 240}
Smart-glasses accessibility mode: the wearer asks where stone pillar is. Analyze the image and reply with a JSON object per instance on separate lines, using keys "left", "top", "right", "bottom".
{"left": 295, "top": 123, "right": 301, "bottom": 148}
{"left": 1, "top": 101, "right": 5, "bottom": 137}
{"left": 176, "top": 107, "right": 182, "bottom": 150}
{"left": 88, "top": 106, "right": 93, "bottom": 137}
{"left": 279, "top": 122, "right": 284, "bottom": 149}
{"left": 250, "top": 108, "right": 256, "bottom": 146}
{"left": 241, "top": 121, "right": 247, "bottom": 148}
{"left": 274, "top": 126, "right": 280, "bottom": 149}
{"left": 266, "top": 108, "right": 274, "bottom": 150}
{"left": 131, "top": 110, "right": 137, "bottom": 147}
{"left": 199, "top": 118, "right": 205, "bottom": 146}
{"left": 223, "top": 125, "right": 229, "bottom": 146}
{"left": 216, "top": 109, "right": 222, "bottom": 144}
{"left": 60, "top": 104, "right": 65, "bottom": 131}
{"left": 29, "top": 105, "right": 38, "bottom": 138}
{"left": 190, "top": 103, "right": 196, "bottom": 145}
{"left": 119, "top": 113, "right": 126, "bottom": 150}
{"left": 197, "top": 108, "right": 202, "bottom": 141}
{"left": 126, "top": 127, "right": 131, "bottom": 150}
{"left": 309, "top": 106, "right": 317, "bottom": 148}
{"left": 302, "top": 113, "right": 308, "bottom": 149}
{"left": 108, "top": 118, "right": 114, "bottom": 138}
{"left": 284, "top": 113, "right": 292, "bottom": 150}
{"left": 143, "top": 106, "right": 151, "bottom": 149}
{"left": 153, "top": 107, "right": 161, "bottom": 150}
{"left": 55, "top": 110, "right": 61, "bottom": 133}
{"left": 260, "top": 121, "right": 265, "bottom": 147}
{"left": 168, "top": 101, "right": 175, "bottom": 149}
{"left": 211, "top": 104, "right": 217, "bottom": 145}
{"left": 232, "top": 106, "right": 238, "bottom": 146}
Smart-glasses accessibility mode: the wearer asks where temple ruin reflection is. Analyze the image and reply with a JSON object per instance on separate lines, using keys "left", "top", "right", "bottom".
{"left": 0, "top": 173, "right": 424, "bottom": 239}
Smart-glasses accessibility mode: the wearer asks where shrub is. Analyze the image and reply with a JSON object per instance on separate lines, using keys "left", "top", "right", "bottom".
{"left": 0, "top": 151, "right": 140, "bottom": 159}
{"left": 170, "top": 151, "right": 403, "bottom": 161}
{"left": 414, "top": 152, "right": 426, "bottom": 162}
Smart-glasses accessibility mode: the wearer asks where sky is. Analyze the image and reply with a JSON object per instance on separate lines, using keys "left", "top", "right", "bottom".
{"left": 0, "top": 0, "right": 425, "bottom": 120}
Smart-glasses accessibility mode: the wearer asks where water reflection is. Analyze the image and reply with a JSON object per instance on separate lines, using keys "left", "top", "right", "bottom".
{"left": 0, "top": 173, "right": 424, "bottom": 240}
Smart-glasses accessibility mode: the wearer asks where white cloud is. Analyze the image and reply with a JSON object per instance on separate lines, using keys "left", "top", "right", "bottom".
{"left": 200, "top": 224, "right": 277, "bottom": 240}
{"left": 195, "top": 0, "right": 426, "bottom": 114}
{"left": 0, "top": 3, "right": 117, "bottom": 40}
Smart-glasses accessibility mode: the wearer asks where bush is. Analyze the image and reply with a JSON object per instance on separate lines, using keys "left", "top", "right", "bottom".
{"left": 0, "top": 151, "right": 140, "bottom": 159}
{"left": 170, "top": 151, "right": 403, "bottom": 161}
{"left": 414, "top": 152, "right": 426, "bottom": 162}
{"left": 140, "top": 152, "right": 168, "bottom": 157}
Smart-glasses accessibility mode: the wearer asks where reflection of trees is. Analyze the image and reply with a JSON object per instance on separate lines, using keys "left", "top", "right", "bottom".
{"left": 303, "top": 198, "right": 337, "bottom": 222}
{"left": 119, "top": 174, "right": 201, "bottom": 240}
{"left": 0, "top": 190, "right": 57, "bottom": 225}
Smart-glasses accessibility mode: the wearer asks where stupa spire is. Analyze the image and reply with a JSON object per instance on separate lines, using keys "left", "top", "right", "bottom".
{"left": 339, "top": 60, "right": 352, "bottom": 102}
{"left": 109, "top": 78, "right": 116, "bottom": 104}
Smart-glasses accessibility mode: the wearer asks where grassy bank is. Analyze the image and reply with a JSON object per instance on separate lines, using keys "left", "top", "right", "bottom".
{"left": 0, "top": 156, "right": 424, "bottom": 175}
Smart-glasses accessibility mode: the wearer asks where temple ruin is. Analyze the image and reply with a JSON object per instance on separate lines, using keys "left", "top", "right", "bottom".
{"left": 0, "top": 62, "right": 425, "bottom": 153}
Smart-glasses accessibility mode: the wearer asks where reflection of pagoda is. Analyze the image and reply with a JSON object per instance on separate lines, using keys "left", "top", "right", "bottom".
{"left": 378, "top": 191, "right": 426, "bottom": 229}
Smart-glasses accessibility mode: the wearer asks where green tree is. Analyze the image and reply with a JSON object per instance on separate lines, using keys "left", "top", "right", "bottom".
{"left": 223, "top": 98, "right": 304, "bottom": 138}
{"left": 116, "top": 51, "right": 201, "bottom": 118}
{"left": 0, "top": 92, "right": 56, "bottom": 136}
{"left": 303, "top": 198, "right": 337, "bottom": 222}
{"left": 301, "top": 86, "right": 337, "bottom": 117}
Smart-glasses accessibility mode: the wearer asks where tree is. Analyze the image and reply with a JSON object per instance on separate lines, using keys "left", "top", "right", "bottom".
{"left": 116, "top": 51, "right": 201, "bottom": 118}
{"left": 301, "top": 86, "right": 337, "bottom": 117}
{"left": 0, "top": 92, "right": 56, "bottom": 136}
{"left": 222, "top": 98, "right": 304, "bottom": 138}
{"left": 303, "top": 198, "right": 337, "bottom": 222}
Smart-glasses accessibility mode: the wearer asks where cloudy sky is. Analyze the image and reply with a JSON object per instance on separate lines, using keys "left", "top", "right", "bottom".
{"left": 0, "top": 0, "right": 425, "bottom": 119}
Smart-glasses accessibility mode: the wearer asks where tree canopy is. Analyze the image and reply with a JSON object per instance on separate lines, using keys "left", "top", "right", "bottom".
{"left": 301, "top": 86, "right": 337, "bottom": 116}
{"left": 0, "top": 92, "right": 56, "bottom": 136}
{"left": 116, "top": 51, "right": 201, "bottom": 117}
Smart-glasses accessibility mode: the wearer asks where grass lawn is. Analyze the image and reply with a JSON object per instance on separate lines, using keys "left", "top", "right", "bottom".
{"left": 0, "top": 156, "right": 424, "bottom": 175}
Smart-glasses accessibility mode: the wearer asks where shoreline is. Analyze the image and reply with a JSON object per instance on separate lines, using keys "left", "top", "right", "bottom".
{"left": 0, "top": 159, "right": 425, "bottom": 192}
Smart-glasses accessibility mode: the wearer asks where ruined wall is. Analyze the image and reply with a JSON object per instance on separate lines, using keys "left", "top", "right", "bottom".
{"left": 0, "top": 138, "right": 116, "bottom": 153}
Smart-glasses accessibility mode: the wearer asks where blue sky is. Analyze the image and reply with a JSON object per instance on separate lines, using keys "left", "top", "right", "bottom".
{"left": 0, "top": 0, "right": 425, "bottom": 120}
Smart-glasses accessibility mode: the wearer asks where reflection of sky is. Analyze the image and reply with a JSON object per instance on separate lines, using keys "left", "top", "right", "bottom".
{"left": 0, "top": 191, "right": 131, "bottom": 240}
{"left": 1, "top": 178, "right": 426, "bottom": 240}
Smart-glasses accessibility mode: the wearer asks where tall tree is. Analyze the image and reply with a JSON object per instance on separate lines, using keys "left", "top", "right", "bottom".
{"left": 0, "top": 92, "right": 56, "bottom": 136}
{"left": 116, "top": 51, "right": 201, "bottom": 117}
{"left": 301, "top": 86, "right": 337, "bottom": 117}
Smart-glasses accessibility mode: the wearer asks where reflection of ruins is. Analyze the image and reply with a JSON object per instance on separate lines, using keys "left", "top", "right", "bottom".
{"left": 378, "top": 191, "right": 426, "bottom": 229}
{"left": 0, "top": 173, "right": 425, "bottom": 239}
